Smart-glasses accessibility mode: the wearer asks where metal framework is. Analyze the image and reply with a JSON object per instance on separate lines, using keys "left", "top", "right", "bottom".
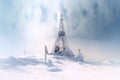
{"left": 52, "top": 14, "right": 69, "bottom": 53}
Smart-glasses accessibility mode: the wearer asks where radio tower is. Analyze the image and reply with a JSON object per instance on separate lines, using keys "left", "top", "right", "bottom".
{"left": 52, "top": 14, "right": 74, "bottom": 57}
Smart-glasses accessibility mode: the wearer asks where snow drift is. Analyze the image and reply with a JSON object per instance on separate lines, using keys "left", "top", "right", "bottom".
{"left": 0, "top": 55, "right": 120, "bottom": 80}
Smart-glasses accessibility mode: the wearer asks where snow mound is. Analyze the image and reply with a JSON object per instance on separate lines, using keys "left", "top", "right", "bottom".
{"left": 0, "top": 56, "right": 44, "bottom": 70}
{"left": 0, "top": 55, "right": 120, "bottom": 80}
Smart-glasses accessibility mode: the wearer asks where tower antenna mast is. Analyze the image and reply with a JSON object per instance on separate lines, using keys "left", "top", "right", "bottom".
{"left": 52, "top": 14, "right": 73, "bottom": 57}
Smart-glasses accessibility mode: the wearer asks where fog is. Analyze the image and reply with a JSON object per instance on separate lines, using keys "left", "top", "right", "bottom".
{"left": 0, "top": 0, "right": 120, "bottom": 61}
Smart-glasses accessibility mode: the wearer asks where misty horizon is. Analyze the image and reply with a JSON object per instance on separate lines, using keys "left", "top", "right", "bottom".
{"left": 0, "top": 0, "right": 120, "bottom": 62}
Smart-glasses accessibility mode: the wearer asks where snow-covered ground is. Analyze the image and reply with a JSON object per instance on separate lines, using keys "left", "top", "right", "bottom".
{"left": 0, "top": 55, "right": 120, "bottom": 80}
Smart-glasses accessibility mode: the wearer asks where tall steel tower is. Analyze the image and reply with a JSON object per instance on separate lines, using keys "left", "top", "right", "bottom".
{"left": 52, "top": 14, "right": 72, "bottom": 56}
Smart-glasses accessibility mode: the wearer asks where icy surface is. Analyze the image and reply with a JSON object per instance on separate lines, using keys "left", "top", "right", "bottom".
{"left": 0, "top": 55, "right": 120, "bottom": 80}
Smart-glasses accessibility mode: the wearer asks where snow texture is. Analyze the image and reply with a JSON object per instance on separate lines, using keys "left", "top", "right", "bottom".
{"left": 0, "top": 55, "right": 120, "bottom": 80}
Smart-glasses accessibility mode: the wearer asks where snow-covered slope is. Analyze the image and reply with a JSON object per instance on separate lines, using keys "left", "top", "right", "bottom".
{"left": 0, "top": 55, "right": 120, "bottom": 80}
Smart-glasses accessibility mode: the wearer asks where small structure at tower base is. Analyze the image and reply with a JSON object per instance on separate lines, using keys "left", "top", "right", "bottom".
{"left": 75, "top": 49, "right": 84, "bottom": 62}
{"left": 54, "top": 48, "right": 74, "bottom": 57}
{"left": 52, "top": 14, "right": 74, "bottom": 57}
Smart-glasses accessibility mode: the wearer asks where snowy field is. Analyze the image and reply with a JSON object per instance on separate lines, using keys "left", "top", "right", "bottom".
{"left": 0, "top": 55, "right": 120, "bottom": 80}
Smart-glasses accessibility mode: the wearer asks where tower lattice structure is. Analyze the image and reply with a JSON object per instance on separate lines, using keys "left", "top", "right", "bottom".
{"left": 52, "top": 14, "right": 69, "bottom": 53}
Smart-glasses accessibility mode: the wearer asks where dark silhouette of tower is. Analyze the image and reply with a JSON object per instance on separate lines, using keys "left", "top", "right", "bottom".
{"left": 52, "top": 14, "right": 74, "bottom": 57}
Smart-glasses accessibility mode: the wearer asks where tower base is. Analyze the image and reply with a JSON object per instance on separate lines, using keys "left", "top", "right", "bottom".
{"left": 54, "top": 49, "right": 74, "bottom": 57}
